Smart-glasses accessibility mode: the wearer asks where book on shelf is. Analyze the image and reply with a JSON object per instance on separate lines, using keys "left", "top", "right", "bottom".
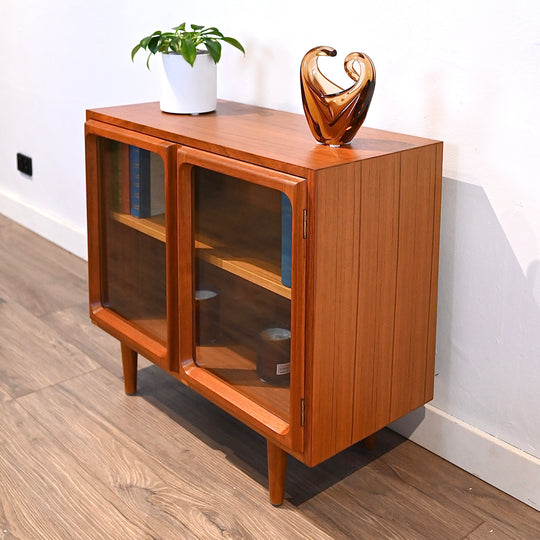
{"left": 119, "top": 144, "right": 130, "bottom": 213}
{"left": 129, "top": 146, "right": 150, "bottom": 218}
{"left": 129, "top": 146, "right": 165, "bottom": 218}
{"left": 281, "top": 192, "right": 292, "bottom": 287}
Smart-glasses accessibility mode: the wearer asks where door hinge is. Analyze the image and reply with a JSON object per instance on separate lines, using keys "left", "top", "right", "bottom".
{"left": 300, "top": 398, "right": 305, "bottom": 426}
{"left": 302, "top": 209, "right": 308, "bottom": 239}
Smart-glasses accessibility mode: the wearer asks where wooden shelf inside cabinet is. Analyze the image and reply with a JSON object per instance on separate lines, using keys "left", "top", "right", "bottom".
{"left": 111, "top": 212, "right": 291, "bottom": 299}
{"left": 112, "top": 212, "right": 166, "bottom": 242}
{"left": 196, "top": 344, "right": 290, "bottom": 421}
{"left": 196, "top": 235, "right": 291, "bottom": 299}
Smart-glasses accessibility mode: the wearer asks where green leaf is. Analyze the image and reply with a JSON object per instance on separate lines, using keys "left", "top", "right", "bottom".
{"left": 148, "top": 34, "right": 163, "bottom": 54}
{"left": 158, "top": 39, "right": 171, "bottom": 53}
{"left": 131, "top": 43, "right": 141, "bottom": 61}
{"left": 181, "top": 38, "right": 197, "bottom": 66}
{"left": 191, "top": 24, "right": 204, "bottom": 31}
{"left": 201, "top": 26, "right": 222, "bottom": 35}
{"left": 205, "top": 39, "right": 222, "bottom": 64}
{"left": 170, "top": 36, "right": 181, "bottom": 54}
{"left": 221, "top": 36, "right": 245, "bottom": 54}
{"left": 140, "top": 35, "right": 153, "bottom": 48}
{"left": 173, "top": 22, "right": 186, "bottom": 31}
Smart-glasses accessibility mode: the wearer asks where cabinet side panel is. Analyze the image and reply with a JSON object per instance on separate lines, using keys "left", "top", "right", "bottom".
{"left": 424, "top": 142, "right": 443, "bottom": 401}
{"left": 308, "top": 163, "right": 361, "bottom": 465}
{"left": 352, "top": 154, "right": 400, "bottom": 441}
{"left": 390, "top": 145, "right": 439, "bottom": 420}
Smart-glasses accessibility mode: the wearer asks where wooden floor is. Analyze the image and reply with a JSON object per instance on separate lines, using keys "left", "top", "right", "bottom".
{"left": 0, "top": 213, "right": 538, "bottom": 540}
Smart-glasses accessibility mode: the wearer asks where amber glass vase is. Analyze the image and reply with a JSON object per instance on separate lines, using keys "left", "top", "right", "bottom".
{"left": 300, "top": 46, "right": 376, "bottom": 147}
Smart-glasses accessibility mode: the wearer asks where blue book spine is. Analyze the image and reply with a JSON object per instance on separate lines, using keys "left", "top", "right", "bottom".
{"left": 129, "top": 146, "right": 151, "bottom": 218}
{"left": 281, "top": 193, "right": 292, "bottom": 287}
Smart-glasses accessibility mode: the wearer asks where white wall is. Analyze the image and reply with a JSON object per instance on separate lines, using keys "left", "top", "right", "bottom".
{"left": 1, "top": 0, "right": 539, "bottom": 508}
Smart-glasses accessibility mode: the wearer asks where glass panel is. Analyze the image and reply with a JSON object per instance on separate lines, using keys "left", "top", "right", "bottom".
{"left": 193, "top": 167, "right": 292, "bottom": 422}
{"left": 98, "top": 137, "right": 167, "bottom": 344}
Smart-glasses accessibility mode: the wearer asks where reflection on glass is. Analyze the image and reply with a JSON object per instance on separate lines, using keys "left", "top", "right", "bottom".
{"left": 193, "top": 168, "right": 292, "bottom": 420}
{"left": 300, "top": 46, "right": 376, "bottom": 147}
{"left": 99, "top": 137, "right": 167, "bottom": 343}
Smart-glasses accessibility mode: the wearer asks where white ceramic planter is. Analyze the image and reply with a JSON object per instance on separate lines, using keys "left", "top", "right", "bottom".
{"left": 159, "top": 51, "right": 217, "bottom": 114}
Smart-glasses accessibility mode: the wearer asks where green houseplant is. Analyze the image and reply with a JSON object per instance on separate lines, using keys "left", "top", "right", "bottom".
{"left": 132, "top": 22, "right": 245, "bottom": 67}
{"left": 131, "top": 23, "right": 245, "bottom": 115}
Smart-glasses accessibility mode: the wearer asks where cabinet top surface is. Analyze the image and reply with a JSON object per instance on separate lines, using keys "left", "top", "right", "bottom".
{"left": 86, "top": 100, "right": 441, "bottom": 175}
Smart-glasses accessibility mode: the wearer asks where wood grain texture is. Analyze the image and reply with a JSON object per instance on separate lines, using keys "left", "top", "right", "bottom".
{"left": 267, "top": 441, "right": 287, "bottom": 505}
{"left": 382, "top": 435, "right": 540, "bottom": 540}
{"left": 0, "top": 294, "right": 98, "bottom": 398}
{"left": 390, "top": 146, "right": 441, "bottom": 419}
{"left": 352, "top": 154, "right": 400, "bottom": 440}
{"left": 41, "top": 301, "right": 126, "bottom": 377}
{"left": 18, "top": 371, "right": 332, "bottom": 540}
{"left": 87, "top": 101, "right": 439, "bottom": 177}
{"left": 0, "top": 222, "right": 87, "bottom": 318}
{"left": 0, "top": 399, "right": 161, "bottom": 539}
{"left": 1, "top": 216, "right": 539, "bottom": 538}
{"left": 121, "top": 343, "right": 138, "bottom": 394}
{"left": 306, "top": 142, "right": 442, "bottom": 465}
{"left": 465, "top": 522, "right": 514, "bottom": 539}
{"left": 307, "top": 163, "right": 362, "bottom": 464}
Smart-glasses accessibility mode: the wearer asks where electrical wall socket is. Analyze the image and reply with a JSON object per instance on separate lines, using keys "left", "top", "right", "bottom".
{"left": 17, "top": 153, "right": 33, "bottom": 176}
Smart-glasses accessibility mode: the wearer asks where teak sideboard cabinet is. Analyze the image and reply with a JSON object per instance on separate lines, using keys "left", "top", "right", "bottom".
{"left": 85, "top": 101, "right": 442, "bottom": 505}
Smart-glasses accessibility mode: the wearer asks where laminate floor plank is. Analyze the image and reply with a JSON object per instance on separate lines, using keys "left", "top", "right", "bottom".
{"left": 377, "top": 437, "right": 540, "bottom": 539}
{"left": 0, "top": 222, "right": 87, "bottom": 317}
{"left": 0, "top": 218, "right": 87, "bottom": 280}
{"left": 0, "top": 251, "right": 87, "bottom": 319}
{"left": 40, "top": 302, "right": 127, "bottom": 378}
{"left": 465, "top": 521, "right": 514, "bottom": 539}
{"left": 0, "top": 294, "right": 98, "bottom": 398}
{"left": 0, "top": 377, "right": 13, "bottom": 403}
{"left": 18, "top": 372, "right": 333, "bottom": 540}
{"left": 0, "top": 399, "right": 178, "bottom": 539}
{"left": 327, "top": 455, "right": 481, "bottom": 539}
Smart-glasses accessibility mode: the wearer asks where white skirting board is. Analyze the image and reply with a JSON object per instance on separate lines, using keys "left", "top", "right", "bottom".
{"left": 0, "top": 190, "right": 87, "bottom": 260}
{"left": 389, "top": 404, "right": 540, "bottom": 511}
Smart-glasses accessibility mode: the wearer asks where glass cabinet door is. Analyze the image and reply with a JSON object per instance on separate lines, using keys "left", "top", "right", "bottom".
{"left": 178, "top": 149, "right": 306, "bottom": 431}
{"left": 100, "top": 138, "right": 167, "bottom": 338}
{"left": 86, "top": 126, "right": 175, "bottom": 366}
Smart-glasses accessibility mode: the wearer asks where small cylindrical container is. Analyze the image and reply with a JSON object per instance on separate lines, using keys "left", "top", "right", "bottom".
{"left": 195, "top": 289, "right": 220, "bottom": 345}
{"left": 257, "top": 327, "right": 291, "bottom": 384}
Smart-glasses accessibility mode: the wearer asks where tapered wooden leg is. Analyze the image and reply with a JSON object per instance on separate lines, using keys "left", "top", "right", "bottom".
{"left": 121, "top": 343, "right": 138, "bottom": 395}
{"left": 267, "top": 440, "right": 287, "bottom": 506}
{"left": 363, "top": 432, "right": 377, "bottom": 450}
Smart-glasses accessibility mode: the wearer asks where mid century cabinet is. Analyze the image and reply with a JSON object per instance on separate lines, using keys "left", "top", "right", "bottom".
{"left": 85, "top": 101, "right": 442, "bottom": 505}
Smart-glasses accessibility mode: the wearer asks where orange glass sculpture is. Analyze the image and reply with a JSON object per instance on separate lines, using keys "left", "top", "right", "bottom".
{"left": 300, "top": 46, "right": 376, "bottom": 147}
